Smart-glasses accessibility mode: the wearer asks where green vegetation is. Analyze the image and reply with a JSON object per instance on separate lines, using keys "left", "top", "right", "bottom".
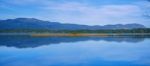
{"left": 0, "top": 28, "right": 150, "bottom": 33}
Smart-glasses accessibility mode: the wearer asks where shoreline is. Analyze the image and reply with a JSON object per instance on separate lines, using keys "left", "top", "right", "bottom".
{"left": 31, "top": 33, "right": 150, "bottom": 37}
{"left": 1, "top": 33, "right": 150, "bottom": 37}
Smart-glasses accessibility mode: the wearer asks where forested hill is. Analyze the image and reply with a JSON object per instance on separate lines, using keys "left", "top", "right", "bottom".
{"left": 0, "top": 18, "right": 146, "bottom": 30}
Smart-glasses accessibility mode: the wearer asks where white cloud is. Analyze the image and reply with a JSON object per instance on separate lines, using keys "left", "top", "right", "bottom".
{"left": 99, "top": 5, "right": 141, "bottom": 16}
{"left": 135, "top": 1, "right": 150, "bottom": 17}
{"left": 0, "top": 0, "right": 52, "bottom": 6}
{"left": 1, "top": 0, "right": 149, "bottom": 26}
{"left": 41, "top": 2, "right": 143, "bottom": 25}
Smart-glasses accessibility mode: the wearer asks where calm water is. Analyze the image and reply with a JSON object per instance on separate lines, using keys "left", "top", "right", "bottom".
{"left": 0, "top": 36, "right": 150, "bottom": 66}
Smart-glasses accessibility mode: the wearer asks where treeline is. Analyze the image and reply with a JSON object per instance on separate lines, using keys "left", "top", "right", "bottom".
{"left": 0, "top": 28, "right": 150, "bottom": 33}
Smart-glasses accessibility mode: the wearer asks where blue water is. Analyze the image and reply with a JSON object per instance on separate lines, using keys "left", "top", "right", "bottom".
{"left": 0, "top": 36, "right": 150, "bottom": 66}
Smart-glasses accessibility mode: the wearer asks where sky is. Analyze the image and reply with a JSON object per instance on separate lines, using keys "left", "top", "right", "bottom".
{"left": 0, "top": 0, "right": 150, "bottom": 27}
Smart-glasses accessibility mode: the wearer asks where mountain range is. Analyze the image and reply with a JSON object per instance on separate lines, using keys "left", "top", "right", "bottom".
{"left": 0, "top": 18, "right": 146, "bottom": 30}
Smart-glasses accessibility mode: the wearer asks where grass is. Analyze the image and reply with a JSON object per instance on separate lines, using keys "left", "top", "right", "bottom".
{"left": 30, "top": 33, "right": 150, "bottom": 37}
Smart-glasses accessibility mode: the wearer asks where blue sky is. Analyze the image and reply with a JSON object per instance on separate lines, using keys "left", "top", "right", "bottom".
{"left": 0, "top": 0, "right": 150, "bottom": 27}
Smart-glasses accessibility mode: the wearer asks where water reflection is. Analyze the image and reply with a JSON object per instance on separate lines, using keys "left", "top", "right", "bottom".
{"left": 0, "top": 35, "right": 149, "bottom": 48}
{"left": 0, "top": 36, "right": 150, "bottom": 66}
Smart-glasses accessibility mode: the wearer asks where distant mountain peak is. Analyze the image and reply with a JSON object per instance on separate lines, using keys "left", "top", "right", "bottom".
{"left": 0, "top": 18, "right": 146, "bottom": 30}
{"left": 14, "top": 18, "right": 43, "bottom": 22}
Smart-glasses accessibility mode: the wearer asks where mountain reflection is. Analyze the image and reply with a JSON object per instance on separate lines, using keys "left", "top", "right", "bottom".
{"left": 0, "top": 35, "right": 149, "bottom": 48}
